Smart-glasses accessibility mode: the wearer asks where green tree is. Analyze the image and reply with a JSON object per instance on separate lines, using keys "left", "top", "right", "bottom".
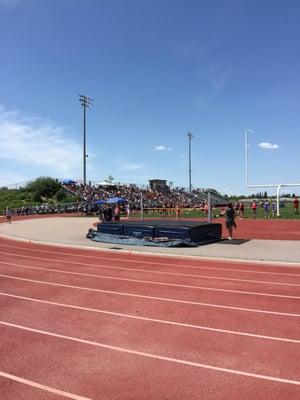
{"left": 55, "top": 188, "right": 66, "bottom": 201}
{"left": 106, "top": 175, "right": 114, "bottom": 184}
{"left": 26, "top": 177, "right": 61, "bottom": 198}
{"left": 32, "top": 189, "right": 42, "bottom": 202}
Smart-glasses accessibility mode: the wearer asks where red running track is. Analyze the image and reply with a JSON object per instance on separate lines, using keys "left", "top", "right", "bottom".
{"left": 1, "top": 214, "right": 300, "bottom": 239}
{"left": 219, "top": 218, "right": 300, "bottom": 240}
{"left": 130, "top": 217, "right": 300, "bottom": 240}
{"left": 0, "top": 237, "right": 299, "bottom": 399}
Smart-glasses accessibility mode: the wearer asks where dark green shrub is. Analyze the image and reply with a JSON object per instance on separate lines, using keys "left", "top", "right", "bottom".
{"left": 55, "top": 188, "right": 66, "bottom": 201}
{"left": 32, "top": 189, "right": 42, "bottom": 202}
{"left": 26, "top": 177, "right": 61, "bottom": 198}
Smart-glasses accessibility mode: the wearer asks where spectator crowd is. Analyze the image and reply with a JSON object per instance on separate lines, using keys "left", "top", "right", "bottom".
{"left": 3, "top": 181, "right": 298, "bottom": 221}
{"left": 2, "top": 203, "right": 83, "bottom": 217}
{"left": 63, "top": 182, "right": 227, "bottom": 210}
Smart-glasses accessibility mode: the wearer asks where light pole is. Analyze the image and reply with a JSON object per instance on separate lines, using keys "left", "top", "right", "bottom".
{"left": 79, "top": 94, "right": 93, "bottom": 185}
{"left": 187, "top": 131, "right": 194, "bottom": 192}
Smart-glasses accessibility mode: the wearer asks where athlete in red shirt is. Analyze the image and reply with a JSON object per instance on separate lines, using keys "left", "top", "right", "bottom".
{"left": 293, "top": 197, "right": 299, "bottom": 214}
{"left": 251, "top": 200, "right": 257, "bottom": 219}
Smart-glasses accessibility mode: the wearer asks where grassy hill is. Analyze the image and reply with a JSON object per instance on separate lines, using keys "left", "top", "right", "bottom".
{"left": 0, "top": 177, "right": 80, "bottom": 213}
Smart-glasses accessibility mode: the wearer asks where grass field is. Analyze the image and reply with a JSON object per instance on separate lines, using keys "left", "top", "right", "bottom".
{"left": 130, "top": 202, "right": 300, "bottom": 220}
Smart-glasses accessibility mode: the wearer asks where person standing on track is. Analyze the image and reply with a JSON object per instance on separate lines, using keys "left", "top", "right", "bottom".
{"left": 271, "top": 200, "right": 277, "bottom": 218}
{"left": 251, "top": 200, "right": 257, "bottom": 218}
{"left": 113, "top": 203, "right": 120, "bottom": 221}
{"left": 234, "top": 201, "right": 240, "bottom": 218}
{"left": 263, "top": 199, "right": 270, "bottom": 219}
{"left": 239, "top": 201, "right": 245, "bottom": 219}
{"left": 175, "top": 204, "right": 182, "bottom": 219}
{"left": 293, "top": 196, "right": 299, "bottom": 215}
{"left": 125, "top": 203, "right": 130, "bottom": 218}
{"left": 225, "top": 203, "right": 236, "bottom": 240}
{"left": 5, "top": 207, "right": 12, "bottom": 223}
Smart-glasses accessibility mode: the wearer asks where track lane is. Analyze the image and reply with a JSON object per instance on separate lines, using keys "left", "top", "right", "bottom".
{"left": 1, "top": 235, "right": 299, "bottom": 400}
{"left": 1, "top": 250, "right": 300, "bottom": 286}
{"left": 0, "top": 373, "right": 91, "bottom": 400}
{"left": 1, "top": 295, "right": 300, "bottom": 381}
{"left": 1, "top": 324, "right": 300, "bottom": 400}
{"left": 0, "top": 266, "right": 299, "bottom": 314}
{"left": 1, "top": 241, "right": 300, "bottom": 279}
{"left": 0, "top": 259, "right": 300, "bottom": 298}
{"left": 1, "top": 291, "right": 299, "bottom": 343}
{"left": 0, "top": 279, "right": 299, "bottom": 339}
{"left": 0, "top": 376, "right": 66, "bottom": 400}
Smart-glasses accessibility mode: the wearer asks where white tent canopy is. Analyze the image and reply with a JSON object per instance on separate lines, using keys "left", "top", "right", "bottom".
{"left": 97, "top": 181, "right": 116, "bottom": 186}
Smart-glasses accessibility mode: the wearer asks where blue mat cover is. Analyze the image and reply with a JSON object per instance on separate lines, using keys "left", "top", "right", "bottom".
{"left": 86, "top": 229, "right": 200, "bottom": 247}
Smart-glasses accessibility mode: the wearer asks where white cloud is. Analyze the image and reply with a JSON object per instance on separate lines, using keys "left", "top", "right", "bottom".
{"left": 155, "top": 145, "right": 172, "bottom": 151}
{"left": 259, "top": 142, "right": 279, "bottom": 150}
{"left": 0, "top": 106, "right": 82, "bottom": 176}
{"left": 179, "top": 154, "right": 185, "bottom": 159}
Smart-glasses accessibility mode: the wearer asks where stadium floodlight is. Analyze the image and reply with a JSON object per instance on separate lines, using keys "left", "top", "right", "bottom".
{"left": 79, "top": 95, "right": 94, "bottom": 185}
{"left": 187, "top": 131, "right": 194, "bottom": 192}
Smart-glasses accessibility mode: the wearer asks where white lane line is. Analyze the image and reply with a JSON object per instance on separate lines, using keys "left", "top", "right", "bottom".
{"left": 1, "top": 321, "right": 300, "bottom": 386}
{"left": 1, "top": 291, "right": 299, "bottom": 343}
{"left": 0, "top": 251, "right": 298, "bottom": 287}
{"left": 0, "top": 261, "right": 299, "bottom": 299}
{"left": 0, "top": 273, "right": 299, "bottom": 317}
{"left": 1, "top": 243, "right": 299, "bottom": 277}
{"left": 0, "top": 371, "right": 92, "bottom": 400}
{"left": 2, "top": 232, "right": 300, "bottom": 269}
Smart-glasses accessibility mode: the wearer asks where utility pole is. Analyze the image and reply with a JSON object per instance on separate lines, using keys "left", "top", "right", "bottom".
{"left": 187, "top": 131, "right": 194, "bottom": 192}
{"left": 79, "top": 95, "right": 93, "bottom": 185}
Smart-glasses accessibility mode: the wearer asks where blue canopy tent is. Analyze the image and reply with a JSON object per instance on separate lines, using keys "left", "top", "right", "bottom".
{"left": 59, "top": 179, "right": 77, "bottom": 185}
{"left": 106, "top": 197, "right": 126, "bottom": 204}
{"left": 94, "top": 199, "right": 106, "bottom": 205}
{"left": 94, "top": 198, "right": 126, "bottom": 205}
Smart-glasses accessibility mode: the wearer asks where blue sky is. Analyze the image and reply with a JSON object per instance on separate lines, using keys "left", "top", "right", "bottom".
{"left": 1, "top": 0, "right": 300, "bottom": 195}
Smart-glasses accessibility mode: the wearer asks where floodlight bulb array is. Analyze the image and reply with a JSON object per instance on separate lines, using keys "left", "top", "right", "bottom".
{"left": 79, "top": 95, "right": 94, "bottom": 108}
